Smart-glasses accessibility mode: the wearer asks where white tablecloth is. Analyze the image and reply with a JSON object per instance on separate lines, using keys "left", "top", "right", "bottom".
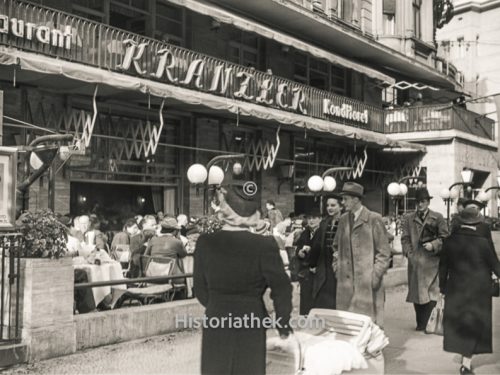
{"left": 74, "top": 261, "right": 126, "bottom": 305}
{"left": 183, "top": 255, "right": 194, "bottom": 298}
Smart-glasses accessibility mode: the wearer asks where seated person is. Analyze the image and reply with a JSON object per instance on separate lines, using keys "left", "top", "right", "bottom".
{"left": 145, "top": 217, "right": 187, "bottom": 276}
{"left": 125, "top": 219, "right": 145, "bottom": 278}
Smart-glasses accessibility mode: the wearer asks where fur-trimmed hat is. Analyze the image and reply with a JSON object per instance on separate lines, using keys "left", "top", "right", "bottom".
{"left": 222, "top": 181, "right": 260, "bottom": 217}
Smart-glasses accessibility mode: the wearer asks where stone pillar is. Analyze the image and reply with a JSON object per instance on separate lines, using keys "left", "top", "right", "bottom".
{"left": 20, "top": 257, "right": 76, "bottom": 361}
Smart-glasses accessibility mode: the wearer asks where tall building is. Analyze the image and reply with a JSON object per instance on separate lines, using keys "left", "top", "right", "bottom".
{"left": 0, "top": 0, "right": 492, "bottom": 224}
{"left": 436, "top": 0, "right": 500, "bottom": 215}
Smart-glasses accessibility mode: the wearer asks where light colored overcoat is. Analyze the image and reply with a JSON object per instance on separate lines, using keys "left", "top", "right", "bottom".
{"left": 333, "top": 206, "right": 392, "bottom": 326}
{"left": 400, "top": 209, "right": 449, "bottom": 304}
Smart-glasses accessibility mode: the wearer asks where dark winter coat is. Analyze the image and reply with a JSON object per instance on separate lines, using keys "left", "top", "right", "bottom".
{"left": 309, "top": 216, "right": 339, "bottom": 310}
{"left": 333, "top": 207, "right": 392, "bottom": 326}
{"left": 400, "top": 209, "right": 448, "bottom": 304}
{"left": 194, "top": 230, "right": 293, "bottom": 375}
{"left": 439, "top": 226, "right": 500, "bottom": 356}
{"left": 294, "top": 226, "right": 316, "bottom": 315}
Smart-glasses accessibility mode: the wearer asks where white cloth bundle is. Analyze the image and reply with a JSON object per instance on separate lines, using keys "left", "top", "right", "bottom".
{"left": 302, "top": 340, "right": 367, "bottom": 375}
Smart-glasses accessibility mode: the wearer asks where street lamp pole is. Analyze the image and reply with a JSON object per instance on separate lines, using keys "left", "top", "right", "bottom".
{"left": 187, "top": 154, "right": 245, "bottom": 216}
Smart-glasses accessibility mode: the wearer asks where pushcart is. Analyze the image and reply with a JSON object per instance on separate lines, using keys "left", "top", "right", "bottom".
{"left": 266, "top": 309, "right": 386, "bottom": 375}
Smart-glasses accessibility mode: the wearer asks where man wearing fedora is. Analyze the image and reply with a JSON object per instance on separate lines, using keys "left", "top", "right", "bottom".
{"left": 401, "top": 188, "right": 448, "bottom": 331}
{"left": 333, "top": 182, "right": 392, "bottom": 326}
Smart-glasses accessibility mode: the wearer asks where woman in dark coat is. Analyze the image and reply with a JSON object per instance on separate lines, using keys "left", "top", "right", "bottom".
{"left": 309, "top": 195, "right": 342, "bottom": 309}
{"left": 194, "top": 181, "right": 293, "bottom": 375}
{"left": 439, "top": 207, "right": 500, "bottom": 375}
{"left": 295, "top": 208, "right": 322, "bottom": 315}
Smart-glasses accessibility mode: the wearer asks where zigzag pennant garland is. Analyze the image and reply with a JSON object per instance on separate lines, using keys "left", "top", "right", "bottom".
{"left": 327, "top": 146, "right": 368, "bottom": 180}
{"left": 240, "top": 127, "right": 281, "bottom": 172}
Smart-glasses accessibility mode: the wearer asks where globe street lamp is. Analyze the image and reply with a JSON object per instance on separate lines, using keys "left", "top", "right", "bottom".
{"left": 387, "top": 182, "right": 408, "bottom": 235}
{"left": 438, "top": 169, "right": 474, "bottom": 225}
{"left": 187, "top": 154, "right": 244, "bottom": 215}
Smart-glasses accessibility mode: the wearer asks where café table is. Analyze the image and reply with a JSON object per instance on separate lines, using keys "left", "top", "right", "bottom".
{"left": 73, "top": 258, "right": 126, "bottom": 306}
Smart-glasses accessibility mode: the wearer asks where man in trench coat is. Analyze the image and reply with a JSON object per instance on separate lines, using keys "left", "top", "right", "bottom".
{"left": 333, "top": 182, "right": 392, "bottom": 327}
{"left": 400, "top": 188, "right": 449, "bottom": 331}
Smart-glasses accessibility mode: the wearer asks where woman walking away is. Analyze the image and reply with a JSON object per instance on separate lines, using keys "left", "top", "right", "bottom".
{"left": 439, "top": 207, "right": 500, "bottom": 375}
{"left": 194, "top": 180, "right": 293, "bottom": 375}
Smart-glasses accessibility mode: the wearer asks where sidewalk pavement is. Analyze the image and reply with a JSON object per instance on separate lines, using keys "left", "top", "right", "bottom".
{"left": 4, "top": 284, "right": 500, "bottom": 375}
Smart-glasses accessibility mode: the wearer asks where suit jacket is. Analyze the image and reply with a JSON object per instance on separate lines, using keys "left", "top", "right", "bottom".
{"left": 400, "top": 209, "right": 449, "bottom": 304}
{"left": 333, "top": 206, "right": 392, "bottom": 326}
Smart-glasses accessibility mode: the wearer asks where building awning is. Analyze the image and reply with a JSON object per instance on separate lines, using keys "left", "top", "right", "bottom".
{"left": 0, "top": 46, "right": 424, "bottom": 152}
{"left": 166, "top": 0, "right": 394, "bottom": 84}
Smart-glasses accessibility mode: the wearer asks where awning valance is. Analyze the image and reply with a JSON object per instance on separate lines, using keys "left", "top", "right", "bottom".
{"left": 165, "top": 0, "right": 395, "bottom": 84}
{"left": 0, "top": 46, "right": 424, "bottom": 152}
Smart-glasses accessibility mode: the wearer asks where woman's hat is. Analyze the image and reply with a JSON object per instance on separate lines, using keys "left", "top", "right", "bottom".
{"left": 459, "top": 206, "right": 482, "bottom": 225}
{"left": 160, "top": 217, "right": 180, "bottom": 230}
{"left": 254, "top": 220, "right": 270, "bottom": 235}
{"left": 340, "top": 182, "right": 364, "bottom": 198}
{"left": 463, "top": 199, "right": 485, "bottom": 209}
{"left": 221, "top": 181, "right": 260, "bottom": 217}
{"left": 415, "top": 188, "right": 433, "bottom": 201}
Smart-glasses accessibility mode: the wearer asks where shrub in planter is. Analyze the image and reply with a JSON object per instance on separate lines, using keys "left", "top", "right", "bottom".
{"left": 17, "top": 210, "right": 68, "bottom": 258}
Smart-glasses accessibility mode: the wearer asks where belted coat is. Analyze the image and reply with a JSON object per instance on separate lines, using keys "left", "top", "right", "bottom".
{"left": 333, "top": 207, "right": 392, "bottom": 326}
{"left": 400, "top": 209, "right": 449, "bottom": 304}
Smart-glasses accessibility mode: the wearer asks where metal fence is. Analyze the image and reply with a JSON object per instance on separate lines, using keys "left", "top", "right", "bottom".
{"left": 0, "top": 233, "right": 23, "bottom": 344}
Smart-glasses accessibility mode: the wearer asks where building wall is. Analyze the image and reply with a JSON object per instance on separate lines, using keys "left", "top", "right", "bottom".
{"left": 419, "top": 139, "right": 498, "bottom": 217}
{"left": 436, "top": 3, "right": 500, "bottom": 143}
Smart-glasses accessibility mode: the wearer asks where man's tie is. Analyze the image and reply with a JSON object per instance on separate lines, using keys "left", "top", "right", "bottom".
{"left": 418, "top": 211, "right": 426, "bottom": 222}
{"left": 349, "top": 212, "right": 355, "bottom": 233}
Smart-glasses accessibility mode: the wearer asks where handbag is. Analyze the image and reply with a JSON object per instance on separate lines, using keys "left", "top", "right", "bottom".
{"left": 492, "top": 277, "right": 500, "bottom": 298}
{"left": 425, "top": 296, "right": 444, "bottom": 336}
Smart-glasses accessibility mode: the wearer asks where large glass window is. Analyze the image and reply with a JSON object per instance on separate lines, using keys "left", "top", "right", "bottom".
{"left": 109, "top": 0, "right": 151, "bottom": 35}
{"left": 227, "top": 30, "right": 259, "bottom": 68}
{"left": 382, "top": 0, "right": 396, "bottom": 35}
{"left": 412, "top": 0, "right": 422, "bottom": 40}
{"left": 72, "top": 0, "right": 106, "bottom": 22}
{"left": 293, "top": 52, "right": 349, "bottom": 95}
{"left": 155, "top": 2, "right": 185, "bottom": 46}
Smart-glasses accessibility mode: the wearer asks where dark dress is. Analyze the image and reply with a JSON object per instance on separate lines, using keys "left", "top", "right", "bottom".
{"left": 308, "top": 216, "right": 338, "bottom": 309}
{"left": 194, "top": 230, "right": 293, "bottom": 375}
{"left": 439, "top": 227, "right": 500, "bottom": 356}
{"left": 294, "top": 226, "right": 316, "bottom": 315}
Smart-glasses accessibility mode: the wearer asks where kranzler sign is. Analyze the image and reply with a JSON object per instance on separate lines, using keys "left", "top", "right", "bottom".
{"left": 0, "top": 14, "right": 73, "bottom": 49}
{"left": 116, "top": 39, "right": 371, "bottom": 126}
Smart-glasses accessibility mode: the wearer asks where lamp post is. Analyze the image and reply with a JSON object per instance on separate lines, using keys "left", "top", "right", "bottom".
{"left": 306, "top": 167, "right": 353, "bottom": 205}
{"left": 387, "top": 182, "right": 408, "bottom": 235}
{"left": 396, "top": 175, "right": 426, "bottom": 213}
{"left": 478, "top": 176, "right": 500, "bottom": 216}
{"left": 187, "top": 154, "right": 245, "bottom": 215}
{"left": 438, "top": 169, "right": 475, "bottom": 225}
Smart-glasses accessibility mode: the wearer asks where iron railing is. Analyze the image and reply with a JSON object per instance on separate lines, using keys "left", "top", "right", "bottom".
{"left": 385, "top": 104, "right": 495, "bottom": 141}
{"left": 0, "top": 233, "right": 23, "bottom": 344}
{"left": 0, "top": 0, "right": 384, "bottom": 132}
{"left": 0, "top": 1, "right": 491, "bottom": 140}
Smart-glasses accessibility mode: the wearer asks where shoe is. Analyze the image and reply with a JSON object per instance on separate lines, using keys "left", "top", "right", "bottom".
{"left": 415, "top": 326, "right": 425, "bottom": 331}
{"left": 459, "top": 365, "right": 474, "bottom": 375}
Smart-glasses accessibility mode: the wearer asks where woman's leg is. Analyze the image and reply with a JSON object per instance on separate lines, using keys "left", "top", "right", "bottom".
{"left": 462, "top": 356, "right": 472, "bottom": 369}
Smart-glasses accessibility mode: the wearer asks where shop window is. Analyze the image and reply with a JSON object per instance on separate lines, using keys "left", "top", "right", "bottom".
{"left": 412, "top": 0, "right": 422, "bottom": 40}
{"left": 109, "top": 0, "right": 151, "bottom": 35}
{"left": 227, "top": 31, "right": 259, "bottom": 68}
{"left": 155, "top": 2, "right": 185, "bottom": 46}
{"left": 382, "top": 0, "right": 395, "bottom": 35}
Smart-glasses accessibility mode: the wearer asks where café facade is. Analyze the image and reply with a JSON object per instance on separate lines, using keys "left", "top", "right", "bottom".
{"left": 0, "top": 0, "right": 493, "bottom": 225}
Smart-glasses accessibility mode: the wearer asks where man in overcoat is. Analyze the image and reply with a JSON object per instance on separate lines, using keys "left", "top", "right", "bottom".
{"left": 400, "top": 188, "right": 449, "bottom": 331}
{"left": 333, "top": 182, "right": 392, "bottom": 327}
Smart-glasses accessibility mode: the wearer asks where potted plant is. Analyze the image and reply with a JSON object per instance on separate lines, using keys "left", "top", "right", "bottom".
{"left": 13, "top": 209, "right": 76, "bottom": 360}
{"left": 17, "top": 209, "right": 68, "bottom": 258}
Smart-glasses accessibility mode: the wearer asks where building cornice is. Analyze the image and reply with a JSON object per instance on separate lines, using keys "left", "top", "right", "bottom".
{"left": 453, "top": 0, "right": 500, "bottom": 15}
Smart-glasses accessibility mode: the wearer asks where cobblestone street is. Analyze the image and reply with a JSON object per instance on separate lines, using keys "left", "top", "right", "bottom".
{"left": 4, "top": 285, "right": 500, "bottom": 375}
